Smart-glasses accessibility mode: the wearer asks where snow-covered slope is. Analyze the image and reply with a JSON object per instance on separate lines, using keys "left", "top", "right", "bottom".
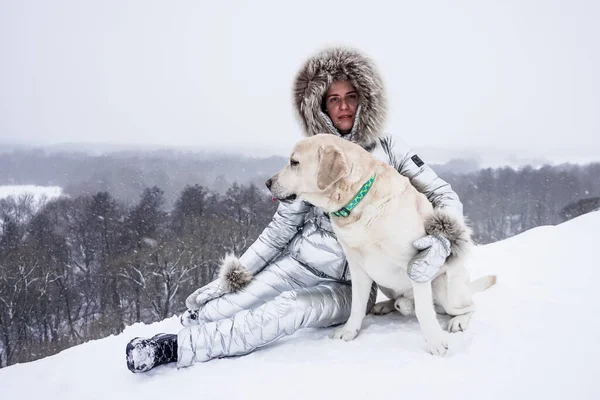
{"left": 1, "top": 212, "right": 599, "bottom": 400}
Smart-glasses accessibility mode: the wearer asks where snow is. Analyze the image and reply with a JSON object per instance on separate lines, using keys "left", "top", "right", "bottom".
{"left": 0, "top": 185, "right": 64, "bottom": 201}
{"left": 1, "top": 212, "right": 599, "bottom": 400}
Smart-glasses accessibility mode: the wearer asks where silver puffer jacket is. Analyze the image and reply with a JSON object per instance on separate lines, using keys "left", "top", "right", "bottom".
{"left": 177, "top": 48, "right": 464, "bottom": 367}
{"left": 241, "top": 135, "right": 462, "bottom": 284}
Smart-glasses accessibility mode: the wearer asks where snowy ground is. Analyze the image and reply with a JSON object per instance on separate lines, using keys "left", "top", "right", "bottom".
{"left": 0, "top": 185, "right": 63, "bottom": 201}
{"left": 1, "top": 212, "right": 599, "bottom": 400}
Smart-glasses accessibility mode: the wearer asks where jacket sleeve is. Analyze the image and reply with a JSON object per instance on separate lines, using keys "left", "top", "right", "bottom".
{"left": 185, "top": 200, "right": 313, "bottom": 310}
{"left": 380, "top": 135, "right": 464, "bottom": 218}
{"left": 238, "top": 199, "right": 313, "bottom": 275}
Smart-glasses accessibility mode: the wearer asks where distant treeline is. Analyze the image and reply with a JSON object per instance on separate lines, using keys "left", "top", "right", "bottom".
{"left": 0, "top": 149, "right": 287, "bottom": 206}
{"left": 445, "top": 163, "right": 600, "bottom": 243}
{"left": 1, "top": 156, "right": 599, "bottom": 367}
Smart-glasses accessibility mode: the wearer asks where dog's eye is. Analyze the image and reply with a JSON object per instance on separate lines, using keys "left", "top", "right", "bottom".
{"left": 290, "top": 159, "right": 299, "bottom": 167}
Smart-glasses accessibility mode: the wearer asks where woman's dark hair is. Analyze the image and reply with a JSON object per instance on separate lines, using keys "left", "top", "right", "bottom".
{"left": 321, "top": 95, "right": 328, "bottom": 113}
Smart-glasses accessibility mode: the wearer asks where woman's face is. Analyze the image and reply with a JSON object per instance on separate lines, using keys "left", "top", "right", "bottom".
{"left": 324, "top": 80, "right": 358, "bottom": 135}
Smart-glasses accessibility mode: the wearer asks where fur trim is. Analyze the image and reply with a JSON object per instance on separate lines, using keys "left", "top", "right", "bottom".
{"left": 218, "top": 254, "right": 252, "bottom": 292}
{"left": 293, "top": 47, "right": 387, "bottom": 148}
{"left": 424, "top": 210, "right": 473, "bottom": 260}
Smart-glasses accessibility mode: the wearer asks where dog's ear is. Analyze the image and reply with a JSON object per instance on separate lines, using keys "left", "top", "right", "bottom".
{"left": 317, "top": 144, "right": 348, "bottom": 190}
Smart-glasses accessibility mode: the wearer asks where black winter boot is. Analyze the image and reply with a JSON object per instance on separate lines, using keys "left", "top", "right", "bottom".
{"left": 126, "top": 333, "right": 178, "bottom": 373}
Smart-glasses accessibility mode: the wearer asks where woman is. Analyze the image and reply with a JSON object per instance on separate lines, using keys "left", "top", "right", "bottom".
{"left": 125, "top": 47, "right": 466, "bottom": 372}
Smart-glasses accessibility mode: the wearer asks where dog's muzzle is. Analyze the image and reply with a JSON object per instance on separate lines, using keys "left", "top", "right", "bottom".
{"left": 265, "top": 178, "right": 297, "bottom": 203}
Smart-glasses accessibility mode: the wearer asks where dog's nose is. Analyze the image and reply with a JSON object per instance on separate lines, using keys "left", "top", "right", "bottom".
{"left": 265, "top": 178, "right": 272, "bottom": 189}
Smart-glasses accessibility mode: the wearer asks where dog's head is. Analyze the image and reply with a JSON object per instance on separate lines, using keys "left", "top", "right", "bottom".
{"left": 266, "top": 134, "right": 350, "bottom": 209}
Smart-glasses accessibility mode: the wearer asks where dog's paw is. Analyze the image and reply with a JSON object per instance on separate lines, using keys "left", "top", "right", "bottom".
{"left": 329, "top": 326, "right": 360, "bottom": 341}
{"left": 447, "top": 313, "right": 472, "bottom": 332}
{"left": 371, "top": 300, "right": 395, "bottom": 315}
{"left": 425, "top": 334, "right": 449, "bottom": 356}
{"left": 394, "top": 297, "right": 415, "bottom": 316}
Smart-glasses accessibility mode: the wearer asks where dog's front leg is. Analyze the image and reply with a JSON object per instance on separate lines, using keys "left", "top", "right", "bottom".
{"left": 330, "top": 263, "right": 373, "bottom": 341}
{"left": 411, "top": 281, "right": 449, "bottom": 356}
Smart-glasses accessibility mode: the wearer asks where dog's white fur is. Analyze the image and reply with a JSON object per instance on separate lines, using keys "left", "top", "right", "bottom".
{"left": 268, "top": 134, "right": 495, "bottom": 355}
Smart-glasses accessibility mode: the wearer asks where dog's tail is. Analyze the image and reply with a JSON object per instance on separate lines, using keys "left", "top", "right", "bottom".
{"left": 469, "top": 275, "right": 497, "bottom": 294}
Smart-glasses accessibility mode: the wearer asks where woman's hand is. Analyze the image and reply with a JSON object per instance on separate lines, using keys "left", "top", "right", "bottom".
{"left": 407, "top": 234, "right": 452, "bottom": 283}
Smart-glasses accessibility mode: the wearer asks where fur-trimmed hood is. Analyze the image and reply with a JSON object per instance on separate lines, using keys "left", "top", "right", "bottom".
{"left": 293, "top": 47, "right": 387, "bottom": 148}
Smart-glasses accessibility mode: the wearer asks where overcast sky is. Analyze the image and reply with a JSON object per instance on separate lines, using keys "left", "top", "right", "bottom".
{"left": 1, "top": 0, "right": 599, "bottom": 158}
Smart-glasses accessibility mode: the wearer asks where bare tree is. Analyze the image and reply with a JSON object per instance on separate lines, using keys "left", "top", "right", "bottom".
{"left": 120, "top": 245, "right": 196, "bottom": 319}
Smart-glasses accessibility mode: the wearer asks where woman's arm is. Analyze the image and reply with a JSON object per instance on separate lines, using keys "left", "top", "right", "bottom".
{"left": 379, "top": 135, "right": 471, "bottom": 282}
{"left": 380, "top": 135, "right": 464, "bottom": 218}
{"left": 185, "top": 199, "right": 313, "bottom": 309}
{"left": 239, "top": 199, "right": 313, "bottom": 274}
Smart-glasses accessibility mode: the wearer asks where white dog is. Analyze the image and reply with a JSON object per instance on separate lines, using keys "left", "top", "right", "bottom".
{"left": 267, "top": 134, "right": 495, "bottom": 355}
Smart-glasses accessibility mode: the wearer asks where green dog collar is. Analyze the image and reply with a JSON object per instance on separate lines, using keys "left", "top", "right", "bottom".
{"left": 331, "top": 174, "right": 376, "bottom": 217}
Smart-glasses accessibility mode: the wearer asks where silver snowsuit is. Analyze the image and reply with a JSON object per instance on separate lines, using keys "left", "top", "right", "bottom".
{"left": 177, "top": 137, "right": 463, "bottom": 366}
{"left": 177, "top": 47, "right": 465, "bottom": 366}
